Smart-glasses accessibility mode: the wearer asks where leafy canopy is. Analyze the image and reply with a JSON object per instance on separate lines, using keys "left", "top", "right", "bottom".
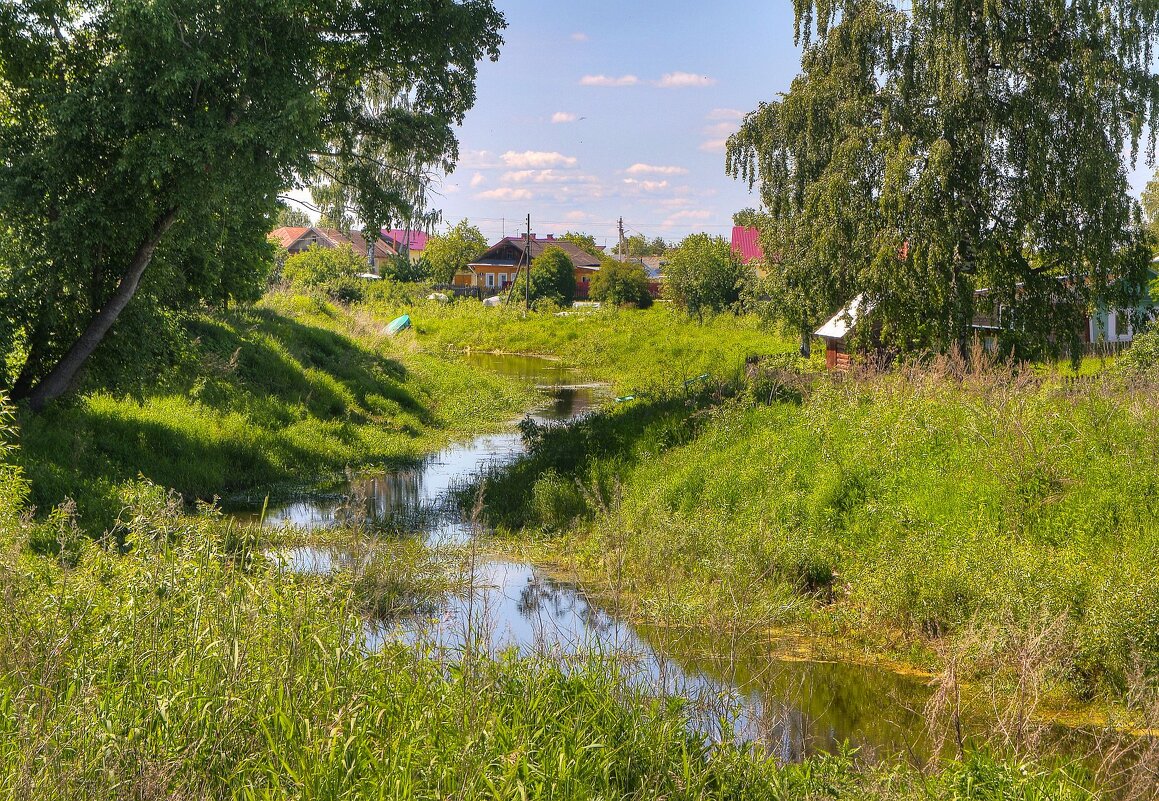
{"left": 590, "top": 261, "right": 653, "bottom": 308}
{"left": 663, "top": 234, "right": 750, "bottom": 318}
{"left": 0, "top": 0, "right": 504, "bottom": 408}
{"left": 514, "top": 246, "right": 576, "bottom": 307}
{"left": 728, "top": 0, "right": 1159, "bottom": 360}
{"left": 424, "top": 220, "right": 489, "bottom": 284}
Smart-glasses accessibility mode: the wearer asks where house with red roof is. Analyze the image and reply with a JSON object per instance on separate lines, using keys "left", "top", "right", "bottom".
{"left": 269, "top": 226, "right": 396, "bottom": 272}
{"left": 731, "top": 226, "right": 766, "bottom": 274}
{"left": 381, "top": 229, "right": 429, "bottom": 264}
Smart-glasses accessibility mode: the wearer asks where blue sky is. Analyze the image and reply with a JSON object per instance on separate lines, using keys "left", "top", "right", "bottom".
{"left": 326, "top": 1, "right": 1156, "bottom": 248}
{"left": 424, "top": 0, "right": 804, "bottom": 248}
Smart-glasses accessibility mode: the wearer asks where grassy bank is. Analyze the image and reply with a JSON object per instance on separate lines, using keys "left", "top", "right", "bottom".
{"left": 361, "top": 289, "right": 800, "bottom": 391}
{"left": 477, "top": 360, "right": 1159, "bottom": 714}
{"left": 17, "top": 290, "right": 534, "bottom": 532}
{"left": 0, "top": 417, "right": 1115, "bottom": 800}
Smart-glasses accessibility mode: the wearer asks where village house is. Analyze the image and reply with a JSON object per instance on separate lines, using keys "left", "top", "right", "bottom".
{"left": 269, "top": 226, "right": 397, "bottom": 272}
{"left": 454, "top": 234, "right": 602, "bottom": 298}
{"left": 731, "top": 226, "right": 767, "bottom": 277}
{"left": 381, "top": 229, "right": 429, "bottom": 264}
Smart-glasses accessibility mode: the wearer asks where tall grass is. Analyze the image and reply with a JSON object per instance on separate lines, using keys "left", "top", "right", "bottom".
{"left": 484, "top": 359, "right": 1159, "bottom": 707}
{"left": 0, "top": 422, "right": 1106, "bottom": 800}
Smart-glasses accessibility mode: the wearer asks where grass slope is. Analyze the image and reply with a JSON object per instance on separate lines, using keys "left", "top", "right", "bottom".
{"left": 18, "top": 290, "right": 533, "bottom": 532}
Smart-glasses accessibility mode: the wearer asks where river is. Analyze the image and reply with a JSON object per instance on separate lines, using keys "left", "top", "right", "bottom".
{"left": 237, "top": 352, "right": 1092, "bottom": 765}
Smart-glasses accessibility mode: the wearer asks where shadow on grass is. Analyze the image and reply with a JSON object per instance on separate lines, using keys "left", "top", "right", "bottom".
{"left": 473, "top": 389, "right": 720, "bottom": 531}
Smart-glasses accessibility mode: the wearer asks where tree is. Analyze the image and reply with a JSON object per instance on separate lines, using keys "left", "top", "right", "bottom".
{"left": 619, "top": 233, "right": 668, "bottom": 258}
{"left": 732, "top": 208, "right": 765, "bottom": 229}
{"left": 276, "top": 203, "right": 312, "bottom": 228}
{"left": 728, "top": 0, "right": 1159, "bottom": 361}
{"left": 590, "top": 261, "right": 653, "bottom": 308}
{"left": 424, "top": 220, "right": 488, "bottom": 284}
{"left": 0, "top": 0, "right": 504, "bottom": 410}
{"left": 663, "top": 234, "right": 750, "bottom": 318}
{"left": 513, "top": 246, "right": 575, "bottom": 307}
{"left": 560, "top": 231, "right": 602, "bottom": 258}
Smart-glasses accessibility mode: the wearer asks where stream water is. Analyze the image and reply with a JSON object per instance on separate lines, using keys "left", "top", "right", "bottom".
{"left": 239, "top": 352, "right": 1087, "bottom": 764}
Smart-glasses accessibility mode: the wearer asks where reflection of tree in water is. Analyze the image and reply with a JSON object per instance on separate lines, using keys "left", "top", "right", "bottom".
{"left": 516, "top": 575, "right": 618, "bottom": 636}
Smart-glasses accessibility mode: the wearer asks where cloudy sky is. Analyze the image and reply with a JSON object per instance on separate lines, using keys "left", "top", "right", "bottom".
{"left": 422, "top": 0, "right": 802, "bottom": 248}
{"left": 314, "top": 1, "right": 1156, "bottom": 249}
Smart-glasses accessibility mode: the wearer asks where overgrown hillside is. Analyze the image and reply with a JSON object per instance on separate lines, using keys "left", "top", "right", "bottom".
{"left": 483, "top": 359, "right": 1159, "bottom": 708}
{"left": 17, "top": 290, "right": 533, "bottom": 532}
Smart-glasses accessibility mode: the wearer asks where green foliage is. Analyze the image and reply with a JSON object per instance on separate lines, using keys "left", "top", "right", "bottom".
{"left": 618, "top": 233, "right": 669, "bottom": 258}
{"left": 560, "top": 231, "right": 602, "bottom": 258}
{"left": 424, "top": 220, "right": 488, "bottom": 284}
{"left": 504, "top": 365, "right": 1159, "bottom": 699}
{"left": 517, "top": 245, "right": 575, "bottom": 307}
{"left": 664, "top": 234, "right": 751, "bottom": 318}
{"left": 0, "top": 478, "right": 1097, "bottom": 798}
{"left": 0, "top": 0, "right": 504, "bottom": 408}
{"left": 590, "top": 260, "right": 654, "bottom": 308}
{"left": 17, "top": 290, "right": 533, "bottom": 532}
{"left": 275, "top": 203, "right": 311, "bottom": 228}
{"left": 1118, "top": 329, "right": 1159, "bottom": 379}
{"left": 730, "top": 0, "right": 1159, "bottom": 358}
{"left": 383, "top": 253, "right": 432, "bottom": 283}
{"left": 281, "top": 244, "right": 366, "bottom": 302}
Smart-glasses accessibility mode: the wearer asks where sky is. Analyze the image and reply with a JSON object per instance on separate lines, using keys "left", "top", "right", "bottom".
{"left": 295, "top": 1, "right": 1157, "bottom": 249}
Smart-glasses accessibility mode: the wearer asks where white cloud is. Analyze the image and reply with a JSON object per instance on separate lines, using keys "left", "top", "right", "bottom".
{"left": 502, "top": 170, "right": 597, "bottom": 185}
{"left": 624, "top": 163, "right": 688, "bottom": 176}
{"left": 475, "top": 187, "right": 534, "bottom": 201}
{"left": 623, "top": 179, "right": 670, "bottom": 192}
{"left": 703, "top": 122, "right": 739, "bottom": 138}
{"left": 580, "top": 74, "right": 639, "bottom": 87}
{"left": 663, "top": 209, "right": 714, "bottom": 227}
{"left": 707, "top": 108, "right": 745, "bottom": 121}
{"left": 500, "top": 150, "right": 578, "bottom": 169}
{"left": 699, "top": 139, "right": 728, "bottom": 153}
{"left": 551, "top": 112, "right": 578, "bottom": 124}
{"left": 565, "top": 210, "right": 591, "bottom": 222}
{"left": 655, "top": 71, "right": 716, "bottom": 88}
{"left": 571, "top": 32, "right": 589, "bottom": 42}
{"left": 469, "top": 172, "right": 486, "bottom": 189}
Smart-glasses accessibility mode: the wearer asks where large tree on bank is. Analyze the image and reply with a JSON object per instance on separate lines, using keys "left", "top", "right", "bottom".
{"left": 0, "top": 0, "right": 503, "bottom": 410}
{"left": 727, "top": 0, "right": 1159, "bottom": 360}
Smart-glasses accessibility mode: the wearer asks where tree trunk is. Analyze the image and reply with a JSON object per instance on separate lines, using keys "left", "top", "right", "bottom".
{"left": 25, "top": 207, "right": 179, "bottom": 412}
{"left": 799, "top": 313, "right": 812, "bottom": 358}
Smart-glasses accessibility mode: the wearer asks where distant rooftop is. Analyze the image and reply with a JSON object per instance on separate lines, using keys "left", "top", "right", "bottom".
{"left": 731, "top": 226, "right": 765, "bottom": 264}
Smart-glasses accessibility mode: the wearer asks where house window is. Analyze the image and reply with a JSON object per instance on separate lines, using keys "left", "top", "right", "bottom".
{"left": 1112, "top": 312, "right": 1132, "bottom": 341}
{"left": 485, "top": 273, "right": 494, "bottom": 288}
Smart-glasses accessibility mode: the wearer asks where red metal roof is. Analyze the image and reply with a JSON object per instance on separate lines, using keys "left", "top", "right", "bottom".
{"left": 382, "top": 229, "right": 429, "bottom": 252}
{"left": 731, "top": 226, "right": 764, "bottom": 264}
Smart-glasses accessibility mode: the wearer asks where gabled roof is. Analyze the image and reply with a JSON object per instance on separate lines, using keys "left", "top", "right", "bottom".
{"left": 382, "top": 229, "right": 429, "bottom": 252}
{"left": 815, "top": 294, "right": 874, "bottom": 340}
{"left": 316, "top": 228, "right": 397, "bottom": 261}
{"left": 270, "top": 226, "right": 313, "bottom": 249}
{"left": 731, "top": 226, "right": 765, "bottom": 264}
{"left": 470, "top": 236, "right": 602, "bottom": 270}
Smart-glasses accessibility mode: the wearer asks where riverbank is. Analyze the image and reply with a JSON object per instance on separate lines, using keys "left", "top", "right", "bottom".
{"left": 16, "top": 290, "right": 537, "bottom": 533}
{"left": 473, "top": 359, "right": 1159, "bottom": 726}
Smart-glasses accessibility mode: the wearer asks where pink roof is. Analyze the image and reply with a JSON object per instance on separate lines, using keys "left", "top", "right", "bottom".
{"left": 382, "top": 229, "right": 429, "bottom": 252}
{"left": 731, "top": 226, "right": 764, "bottom": 264}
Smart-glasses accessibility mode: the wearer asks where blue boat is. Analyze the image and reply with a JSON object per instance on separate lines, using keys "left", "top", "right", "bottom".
{"left": 385, "top": 314, "right": 411, "bottom": 335}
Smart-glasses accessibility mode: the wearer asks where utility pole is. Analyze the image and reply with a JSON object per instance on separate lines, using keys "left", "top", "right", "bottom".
{"left": 618, "top": 217, "right": 626, "bottom": 260}
{"left": 524, "top": 213, "right": 531, "bottom": 315}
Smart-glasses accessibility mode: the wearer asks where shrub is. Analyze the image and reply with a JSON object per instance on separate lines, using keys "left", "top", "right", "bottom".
{"left": 591, "top": 260, "right": 653, "bottom": 307}
{"left": 513, "top": 246, "right": 576, "bottom": 307}
{"left": 282, "top": 244, "right": 366, "bottom": 301}
{"left": 663, "top": 233, "right": 752, "bottom": 318}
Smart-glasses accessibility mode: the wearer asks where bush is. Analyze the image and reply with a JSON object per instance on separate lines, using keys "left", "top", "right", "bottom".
{"left": 512, "top": 246, "right": 575, "bottom": 307}
{"left": 590, "top": 260, "right": 653, "bottom": 308}
{"left": 663, "top": 234, "right": 752, "bottom": 318}
{"left": 1118, "top": 328, "right": 1159, "bottom": 378}
{"left": 282, "top": 244, "right": 367, "bottom": 302}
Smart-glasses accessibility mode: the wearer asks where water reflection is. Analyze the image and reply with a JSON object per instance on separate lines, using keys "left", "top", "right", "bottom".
{"left": 233, "top": 353, "right": 606, "bottom": 536}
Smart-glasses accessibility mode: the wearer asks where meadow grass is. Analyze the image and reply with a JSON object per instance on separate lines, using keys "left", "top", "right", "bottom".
{"left": 477, "top": 358, "right": 1159, "bottom": 711}
{"left": 0, "top": 415, "right": 1112, "bottom": 800}
{"left": 360, "top": 287, "right": 802, "bottom": 391}
{"left": 16, "top": 289, "right": 535, "bottom": 533}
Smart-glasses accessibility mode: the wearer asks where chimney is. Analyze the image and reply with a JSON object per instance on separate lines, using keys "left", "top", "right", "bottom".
{"left": 545, "top": 234, "right": 554, "bottom": 241}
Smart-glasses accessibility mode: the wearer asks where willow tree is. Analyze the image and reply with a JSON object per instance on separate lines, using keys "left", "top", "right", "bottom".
{"left": 0, "top": 0, "right": 503, "bottom": 410}
{"left": 728, "top": 0, "right": 1159, "bottom": 359}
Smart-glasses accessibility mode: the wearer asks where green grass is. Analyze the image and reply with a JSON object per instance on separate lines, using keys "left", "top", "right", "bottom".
{"left": 16, "top": 290, "right": 534, "bottom": 533}
{"left": 360, "top": 288, "right": 802, "bottom": 391}
{"left": 480, "top": 360, "right": 1159, "bottom": 706}
{"left": 0, "top": 447, "right": 1108, "bottom": 800}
